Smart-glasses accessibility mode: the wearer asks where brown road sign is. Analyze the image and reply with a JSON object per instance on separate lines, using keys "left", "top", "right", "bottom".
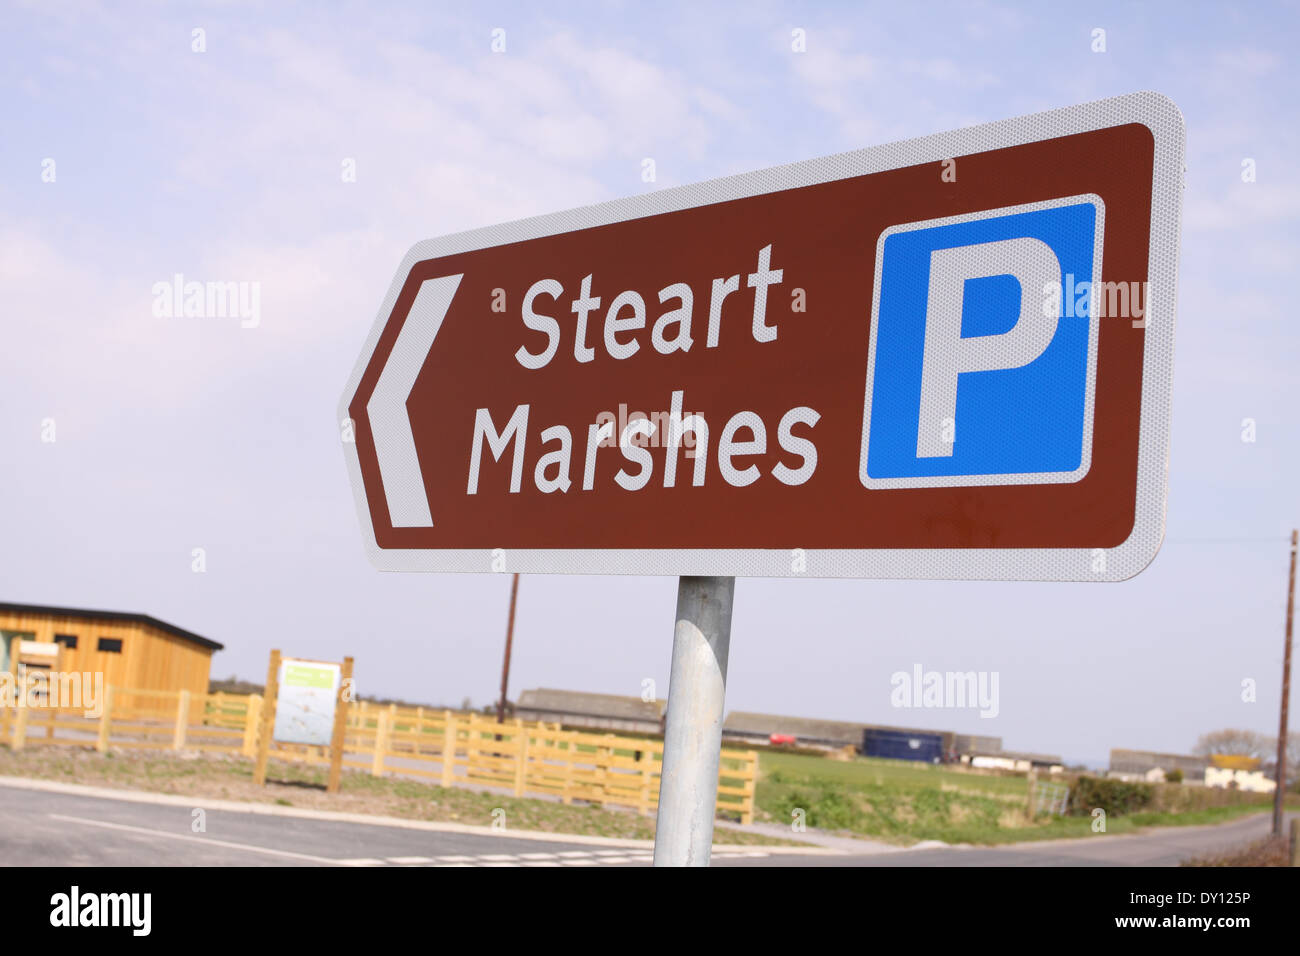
{"left": 340, "top": 91, "right": 1184, "bottom": 580}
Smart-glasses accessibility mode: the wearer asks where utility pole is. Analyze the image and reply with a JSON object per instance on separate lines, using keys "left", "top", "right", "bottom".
{"left": 1274, "top": 529, "right": 1296, "bottom": 836}
{"left": 496, "top": 573, "right": 520, "bottom": 724}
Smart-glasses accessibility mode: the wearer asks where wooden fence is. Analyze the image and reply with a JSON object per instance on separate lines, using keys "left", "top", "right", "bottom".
{"left": 0, "top": 686, "right": 757, "bottom": 822}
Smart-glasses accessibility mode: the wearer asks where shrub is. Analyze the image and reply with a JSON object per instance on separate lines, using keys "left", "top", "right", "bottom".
{"left": 1069, "top": 776, "right": 1153, "bottom": 817}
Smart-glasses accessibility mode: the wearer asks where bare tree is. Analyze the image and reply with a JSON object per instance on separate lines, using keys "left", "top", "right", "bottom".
{"left": 1276, "top": 731, "right": 1300, "bottom": 787}
{"left": 1193, "top": 729, "right": 1269, "bottom": 758}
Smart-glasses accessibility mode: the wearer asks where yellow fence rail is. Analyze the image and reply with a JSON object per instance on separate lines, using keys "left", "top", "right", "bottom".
{"left": 0, "top": 686, "right": 757, "bottom": 823}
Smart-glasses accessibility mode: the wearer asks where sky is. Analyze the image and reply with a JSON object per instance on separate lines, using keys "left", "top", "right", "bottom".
{"left": 2, "top": 1, "right": 1298, "bottom": 767}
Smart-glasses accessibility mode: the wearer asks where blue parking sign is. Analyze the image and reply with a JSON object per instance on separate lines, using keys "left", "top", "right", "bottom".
{"left": 861, "top": 196, "right": 1104, "bottom": 489}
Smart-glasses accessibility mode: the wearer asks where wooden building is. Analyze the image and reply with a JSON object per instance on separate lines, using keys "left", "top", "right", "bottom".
{"left": 0, "top": 602, "right": 223, "bottom": 705}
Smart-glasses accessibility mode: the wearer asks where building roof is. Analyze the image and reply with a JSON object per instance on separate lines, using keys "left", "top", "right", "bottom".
{"left": 954, "top": 733, "right": 1004, "bottom": 753}
{"left": 723, "top": 711, "right": 867, "bottom": 744}
{"left": 0, "top": 602, "right": 224, "bottom": 652}
{"left": 516, "top": 688, "right": 664, "bottom": 723}
{"left": 995, "top": 750, "right": 1064, "bottom": 766}
{"left": 724, "top": 711, "right": 977, "bottom": 747}
{"left": 1209, "top": 753, "right": 1262, "bottom": 770}
{"left": 1109, "top": 748, "right": 1209, "bottom": 774}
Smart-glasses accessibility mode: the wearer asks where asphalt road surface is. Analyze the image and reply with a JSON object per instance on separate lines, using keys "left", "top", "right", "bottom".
{"left": 0, "top": 782, "right": 1283, "bottom": 867}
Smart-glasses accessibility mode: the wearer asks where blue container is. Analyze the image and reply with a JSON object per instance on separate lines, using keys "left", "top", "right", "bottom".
{"left": 861, "top": 729, "right": 944, "bottom": 763}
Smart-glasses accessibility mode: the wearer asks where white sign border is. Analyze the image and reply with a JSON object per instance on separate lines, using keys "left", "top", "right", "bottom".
{"left": 339, "top": 91, "right": 1184, "bottom": 582}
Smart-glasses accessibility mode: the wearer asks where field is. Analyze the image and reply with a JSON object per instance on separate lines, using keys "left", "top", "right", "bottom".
{"left": 754, "top": 750, "right": 1283, "bottom": 845}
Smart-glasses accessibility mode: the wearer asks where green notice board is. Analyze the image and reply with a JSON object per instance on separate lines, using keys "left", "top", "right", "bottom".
{"left": 272, "top": 659, "right": 341, "bottom": 746}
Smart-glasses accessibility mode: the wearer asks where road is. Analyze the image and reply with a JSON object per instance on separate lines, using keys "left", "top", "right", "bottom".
{"left": 795, "top": 811, "right": 1282, "bottom": 867}
{"left": 0, "top": 780, "right": 1282, "bottom": 867}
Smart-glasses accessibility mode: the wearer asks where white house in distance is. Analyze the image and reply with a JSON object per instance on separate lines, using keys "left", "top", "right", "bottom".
{"left": 1205, "top": 755, "right": 1275, "bottom": 793}
{"left": 1108, "top": 749, "right": 1276, "bottom": 791}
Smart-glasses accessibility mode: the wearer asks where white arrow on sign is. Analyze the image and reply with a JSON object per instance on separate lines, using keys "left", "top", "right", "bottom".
{"left": 365, "top": 273, "right": 463, "bottom": 528}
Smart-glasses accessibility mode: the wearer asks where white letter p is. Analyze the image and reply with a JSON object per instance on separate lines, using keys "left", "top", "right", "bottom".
{"left": 916, "top": 238, "right": 1061, "bottom": 459}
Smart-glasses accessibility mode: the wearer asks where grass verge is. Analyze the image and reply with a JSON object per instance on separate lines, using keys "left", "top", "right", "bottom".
{"left": 1182, "top": 834, "right": 1292, "bottom": 867}
{"left": 755, "top": 750, "right": 1284, "bottom": 845}
{"left": 0, "top": 745, "right": 799, "bottom": 846}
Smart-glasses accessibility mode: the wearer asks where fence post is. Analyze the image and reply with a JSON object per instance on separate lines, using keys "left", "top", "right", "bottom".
{"left": 371, "top": 708, "right": 389, "bottom": 777}
{"left": 561, "top": 731, "right": 575, "bottom": 805}
{"left": 96, "top": 686, "right": 113, "bottom": 754}
{"left": 13, "top": 697, "right": 28, "bottom": 751}
{"left": 597, "top": 733, "right": 615, "bottom": 807}
{"left": 513, "top": 719, "right": 528, "bottom": 797}
{"left": 326, "top": 657, "right": 353, "bottom": 796}
{"left": 441, "top": 711, "right": 456, "bottom": 787}
{"left": 741, "top": 750, "right": 758, "bottom": 825}
{"left": 253, "top": 649, "right": 281, "bottom": 787}
{"left": 173, "top": 690, "right": 190, "bottom": 751}
{"left": 1291, "top": 818, "right": 1298, "bottom": 867}
{"left": 441, "top": 712, "right": 457, "bottom": 785}
{"left": 1025, "top": 769, "right": 1038, "bottom": 820}
{"left": 638, "top": 748, "right": 652, "bottom": 816}
{"left": 243, "top": 695, "right": 262, "bottom": 757}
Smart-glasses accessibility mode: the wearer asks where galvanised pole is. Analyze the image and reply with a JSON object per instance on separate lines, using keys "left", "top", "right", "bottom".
{"left": 653, "top": 575, "right": 735, "bottom": 867}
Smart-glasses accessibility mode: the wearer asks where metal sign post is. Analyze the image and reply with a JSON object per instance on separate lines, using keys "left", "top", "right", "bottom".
{"left": 653, "top": 576, "right": 734, "bottom": 867}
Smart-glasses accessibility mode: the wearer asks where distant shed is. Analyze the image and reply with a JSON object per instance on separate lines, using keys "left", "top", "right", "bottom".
{"left": 0, "top": 601, "right": 223, "bottom": 707}
{"left": 1108, "top": 748, "right": 1209, "bottom": 783}
{"left": 723, "top": 711, "right": 999, "bottom": 759}
{"left": 862, "top": 728, "right": 944, "bottom": 763}
{"left": 515, "top": 688, "right": 666, "bottom": 734}
{"left": 723, "top": 711, "right": 866, "bottom": 749}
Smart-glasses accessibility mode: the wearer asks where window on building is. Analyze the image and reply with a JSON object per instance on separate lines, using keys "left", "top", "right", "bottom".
{"left": 97, "top": 638, "right": 123, "bottom": 653}
{"left": 54, "top": 634, "right": 78, "bottom": 649}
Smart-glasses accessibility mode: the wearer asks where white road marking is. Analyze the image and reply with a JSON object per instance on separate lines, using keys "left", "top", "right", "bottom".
{"left": 47, "top": 813, "right": 349, "bottom": 866}
{"left": 46, "top": 814, "right": 773, "bottom": 870}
